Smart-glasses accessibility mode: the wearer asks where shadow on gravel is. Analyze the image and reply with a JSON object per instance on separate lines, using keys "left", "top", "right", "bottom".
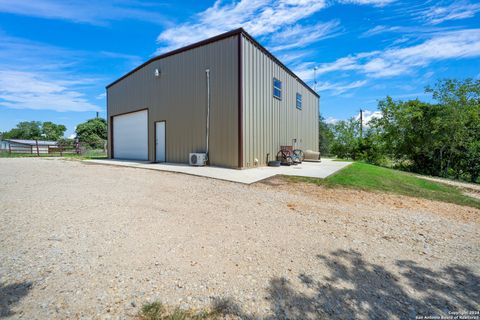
{"left": 0, "top": 281, "right": 32, "bottom": 318}
{"left": 213, "top": 249, "right": 480, "bottom": 319}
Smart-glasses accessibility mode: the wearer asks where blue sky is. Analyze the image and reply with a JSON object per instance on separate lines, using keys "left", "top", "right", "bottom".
{"left": 0, "top": 0, "right": 479, "bottom": 137}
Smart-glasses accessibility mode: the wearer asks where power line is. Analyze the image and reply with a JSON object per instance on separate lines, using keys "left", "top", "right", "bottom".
{"left": 359, "top": 109, "right": 363, "bottom": 139}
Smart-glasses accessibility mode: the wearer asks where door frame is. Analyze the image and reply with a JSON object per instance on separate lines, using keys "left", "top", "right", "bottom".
{"left": 154, "top": 120, "right": 166, "bottom": 162}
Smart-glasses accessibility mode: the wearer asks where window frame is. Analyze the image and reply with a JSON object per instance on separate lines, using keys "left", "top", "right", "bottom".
{"left": 273, "top": 78, "right": 282, "bottom": 100}
{"left": 296, "top": 92, "right": 302, "bottom": 110}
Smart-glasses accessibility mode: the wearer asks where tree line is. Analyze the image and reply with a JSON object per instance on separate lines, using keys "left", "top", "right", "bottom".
{"left": 0, "top": 118, "right": 107, "bottom": 149}
{"left": 320, "top": 79, "right": 480, "bottom": 183}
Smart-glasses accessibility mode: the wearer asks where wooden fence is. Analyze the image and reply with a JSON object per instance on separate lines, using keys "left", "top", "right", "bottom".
{"left": 6, "top": 141, "right": 79, "bottom": 156}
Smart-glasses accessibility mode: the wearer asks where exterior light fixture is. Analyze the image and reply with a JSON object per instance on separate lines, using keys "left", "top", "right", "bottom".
{"left": 154, "top": 68, "right": 160, "bottom": 77}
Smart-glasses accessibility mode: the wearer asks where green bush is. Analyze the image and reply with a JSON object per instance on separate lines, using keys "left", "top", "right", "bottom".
{"left": 324, "top": 79, "right": 480, "bottom": 183}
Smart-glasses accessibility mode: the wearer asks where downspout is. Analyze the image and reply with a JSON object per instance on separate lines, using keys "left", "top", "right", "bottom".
{"left": 205, "top": 69, "right": 210, "bottom": 161}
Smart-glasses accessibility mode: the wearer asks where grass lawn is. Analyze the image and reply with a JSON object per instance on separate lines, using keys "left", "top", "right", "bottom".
{"left": 287, "top": 162, "right": 480, "bottom": 209}
{"left": 0, "top": 150, "right": 107, "bottom": 160}
{"left": 139, "top": 301, "right": 222, "bottom": 320}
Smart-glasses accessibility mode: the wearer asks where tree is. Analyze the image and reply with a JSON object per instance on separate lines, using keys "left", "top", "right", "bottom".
{"left": 2, "top": 121, "right": 42, "bottom": 140}
{"left": 2, "top": 121, "right": 67, "bottom": 141}
{"left": 41, "top": 122, "right": 66, "bottom": 140}
{"left": 319, "top": 79, "right": 479, "bottom": 182}
{"left": 371, "top": 98, "right": 442, "bottom": 173}
{"left": 369, "top": 79, "right": 480, "bottom": 182}
{"left": 330, "top": 118, "right": 361, "bottom": 160}
{"left": 75, "top": 118, "right": 107, "bottom": 149}
{"left": 425, "top": 79, "right": 480, "bottom": 181}
{"left": 319, "top": 116, "right": 334, "bottom": 155}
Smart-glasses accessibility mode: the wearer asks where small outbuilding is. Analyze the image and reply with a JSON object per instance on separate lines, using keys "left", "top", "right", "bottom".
{"left": 106, "top": 28, "right": 319, "bottom": 168}
{"left": 0, "top": 139, "right": 58, "bottom": 154}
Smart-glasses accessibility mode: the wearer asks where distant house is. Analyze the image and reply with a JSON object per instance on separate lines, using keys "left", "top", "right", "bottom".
{"left": 0, "top": 139, "right": 58, "bottom": 154}
{"left": 0, "top": 140, "right": 9, "bottom": 150}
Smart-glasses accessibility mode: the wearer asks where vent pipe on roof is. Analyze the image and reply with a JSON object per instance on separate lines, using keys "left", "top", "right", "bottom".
{"left": 205, "top": 69, "right": 211, "bottom": 161}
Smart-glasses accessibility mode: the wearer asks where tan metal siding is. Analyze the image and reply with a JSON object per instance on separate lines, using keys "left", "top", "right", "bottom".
{"left": 107, "top": 36, "right": 239, "bottom": 167}
{"left": 241, "top": 36, "right": 319, "bottom": 167}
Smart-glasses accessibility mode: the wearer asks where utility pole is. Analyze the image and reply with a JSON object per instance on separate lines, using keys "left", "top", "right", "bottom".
{"left": 96, "top": 111, "right": 99, "bottom": 118}
{"left": 313, "top": 67, "right": 318, "bottom": 91}
{"left": 359, "top": 109, "right": 363, "bottom": 139}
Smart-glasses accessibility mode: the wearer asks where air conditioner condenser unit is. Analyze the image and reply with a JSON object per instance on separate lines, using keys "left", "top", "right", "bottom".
{"left": 189, "top": 153, "right": 207, "bottom": 166}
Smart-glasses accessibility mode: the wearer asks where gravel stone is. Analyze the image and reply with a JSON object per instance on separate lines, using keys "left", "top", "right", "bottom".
{"left": 0, "top": 158, "right": 478, "bottom": 319}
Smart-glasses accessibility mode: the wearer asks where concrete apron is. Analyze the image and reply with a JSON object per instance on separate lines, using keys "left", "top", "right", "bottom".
{"left": 84, "top": 158, "right": 352, "bottom": 184}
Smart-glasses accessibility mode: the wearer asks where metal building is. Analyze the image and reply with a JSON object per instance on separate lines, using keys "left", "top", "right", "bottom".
{"left": 106, "top": 28, "right": 319, "bottom": 168}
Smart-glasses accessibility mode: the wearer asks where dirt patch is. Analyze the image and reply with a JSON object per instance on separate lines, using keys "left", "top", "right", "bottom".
{"left": 464, "top": 190, "right": 480, "bottom": 200}
{"left": 417, "top": 175, "right": 480, "bottom": 191}
{"left": 0, "top": 158, "right": 478, "bottom": 319}
{"left": 263, "top": 176, "right": 480, "bottom": 224}
{"left": 416, "top": 175, "right": 480, "bottom": 200}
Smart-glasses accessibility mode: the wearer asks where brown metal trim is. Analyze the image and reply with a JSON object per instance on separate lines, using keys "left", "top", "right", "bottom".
{"left": 153, "top": 120, "right": 167, "bottom": 163}
{"left": 147, "top": 108, "right": 150, "bottom": 161}
{"left": 106, "top": 28, "right": 319, "bottom": 98}
{"left": 109, "top": 115, "right": 114, "bottom": 159}
{"left": 237, "top": 33, "right": 243, "bottom": 168}
{"left": 106, "top": 90, "right": 111, "bottom": 158}
{"left": 110, "top": 107, "right": 149, "bottom": 159}
{"left": 110, "top": 107, "right": 149, "bottom": 118}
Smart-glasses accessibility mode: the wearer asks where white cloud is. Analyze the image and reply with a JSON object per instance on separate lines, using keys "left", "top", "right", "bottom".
{"left": 323, "top": 110, "right": 381, "bottom": 128}
{"left": 269, "top": 21, "right": 341, "bottom": 52}
{"left": 325, "top": 117, "right": 340, "bottom": 124}
{"left": 338, "top": 0, "right": 395, "bottom": 7}
{"left": 422, "top": 1, "right": 480, "bottom": 25}
{"left": 0, "top": 70, "right": 100, "bottom": 112}
{"left": 316, "top": 80, "right": 368, "bottom": 95}
{"left": 156, "top": 0, "right": 329, "bottom": 53}
{"left": 361, "top": 25, "right": 461, "bottom": 38}
{"left": 155, "top": 0, "right": 393, "bottom": 54}
{"left": 314, "top": 29, "right": 480, "bottom": 78}
{"left": 0, "top": 0, "right": 171, "bottom": 25}
{"left": 277, "top": 51, "right": 312, "bottom": 65}
{"left": 355, "top": 109, "right": 382, "bottom": 125}
{"left": 292, "top": 62, "right": 318, "bottom": 81}
{"left": 100, "top": 51, "right": 142, "bottom": 66}
{"left": 0, "top": 32, "right": 82, "bottom": 71}
{"left": 0, "top": 33, "right": 104, "bottom": 112}
{"left": 361, "top": 25, "right": 401, "bottom": 37}
{"left": 309, "top": 52, "right": 378, "bottom": 77}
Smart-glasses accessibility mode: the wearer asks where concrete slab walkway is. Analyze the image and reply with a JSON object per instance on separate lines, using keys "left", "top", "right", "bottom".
{"left": 85, "top": 158, "right": 351, "bottom": 184}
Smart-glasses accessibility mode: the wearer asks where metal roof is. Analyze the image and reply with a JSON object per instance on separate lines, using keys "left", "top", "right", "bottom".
{"left": 5, "top": 139, "right": 58, "bottom": 146}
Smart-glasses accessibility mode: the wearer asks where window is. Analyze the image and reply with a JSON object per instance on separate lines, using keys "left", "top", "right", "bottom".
{"left": 296, "top": 93, "right": 302, "bottom": 110}
{"left": 273, "top": 78, "right": 282, "bottom": 99}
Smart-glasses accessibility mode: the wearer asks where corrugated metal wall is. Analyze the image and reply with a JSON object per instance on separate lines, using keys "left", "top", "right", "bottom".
{"left": 107, "top": 35, "right": 239, "bottom": 167}
{"left": 241, "top": 35, "right": 319, "bottom": 167}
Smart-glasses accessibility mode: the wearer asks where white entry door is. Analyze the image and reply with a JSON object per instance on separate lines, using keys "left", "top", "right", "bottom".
{"left": 155, "top": 121, "right": 166, "bottom": 162}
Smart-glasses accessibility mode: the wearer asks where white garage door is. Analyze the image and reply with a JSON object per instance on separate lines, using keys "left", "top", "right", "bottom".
{"left": 113, "top": 110, "right": 148, "bottom": 160}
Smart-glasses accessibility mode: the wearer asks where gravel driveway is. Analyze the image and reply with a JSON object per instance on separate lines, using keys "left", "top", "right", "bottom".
{"left": 0, "top": 158, "right": 479, "bottom": 319}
